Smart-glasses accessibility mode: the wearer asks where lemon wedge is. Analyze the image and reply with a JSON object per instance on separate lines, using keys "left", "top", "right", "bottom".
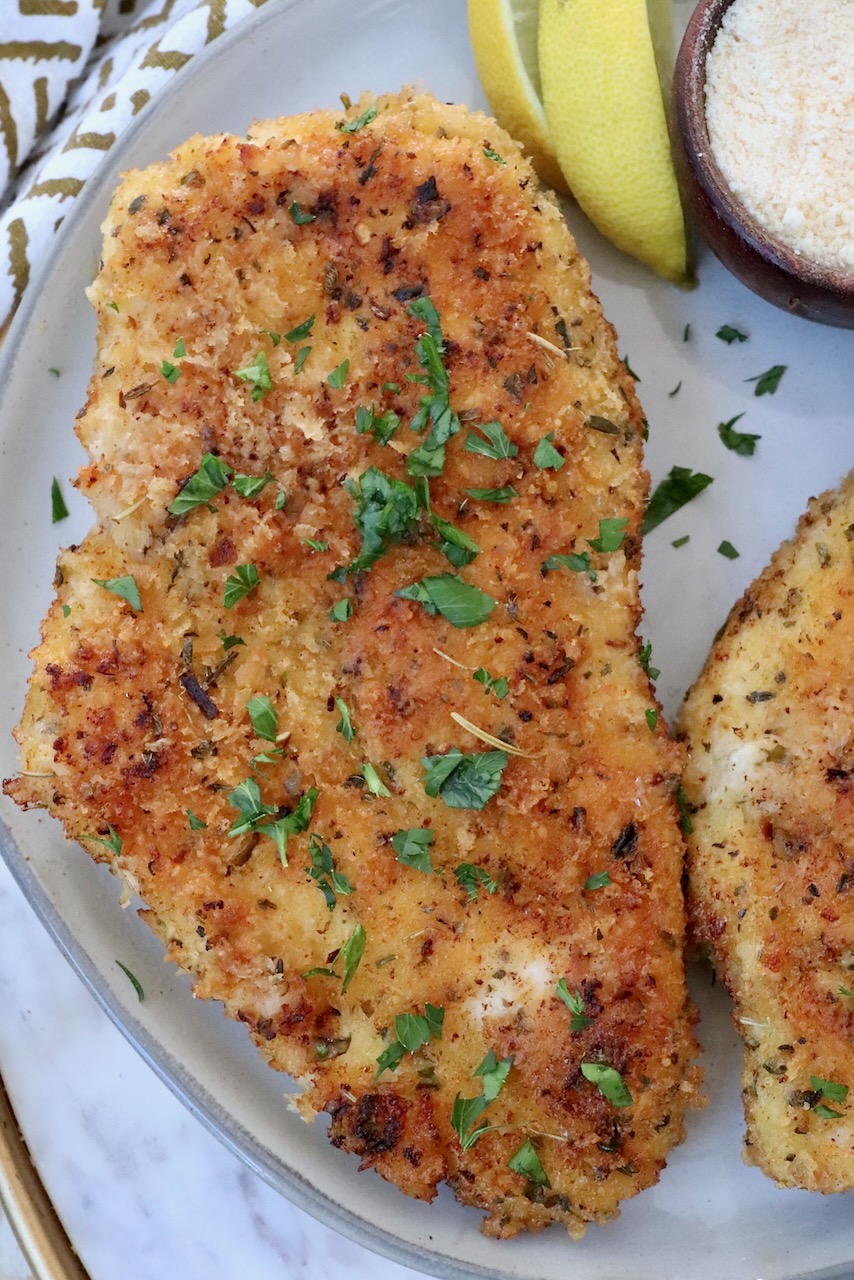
{"left": 468, "top": 0, "right": 568, "bottom": 194}
{"left": 538, "top": 0, "right": 689, "bottom": 282}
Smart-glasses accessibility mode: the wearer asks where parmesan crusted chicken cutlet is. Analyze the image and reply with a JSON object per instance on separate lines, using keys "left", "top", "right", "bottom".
{"left": 681, "top": 471, "right": 854, "bottom": 1192}
{"left": 5, "top": 91, "right": 700, "bottom": 1237}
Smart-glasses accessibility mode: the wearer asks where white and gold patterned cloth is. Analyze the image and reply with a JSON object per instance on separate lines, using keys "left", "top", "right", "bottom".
{"left": 0, "top": 0, "right": 269, "bottom": 332}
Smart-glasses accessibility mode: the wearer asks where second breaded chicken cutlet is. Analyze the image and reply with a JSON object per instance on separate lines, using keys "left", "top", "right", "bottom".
{"left": 5, "top": 91, "right": 700, "bottom": 1236}
{"left": 682, "top": 470, "right": 854, "bottom": 1191}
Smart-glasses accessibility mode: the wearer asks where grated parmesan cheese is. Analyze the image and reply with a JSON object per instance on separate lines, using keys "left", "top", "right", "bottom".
{"left": 705, "top": 0, "right": 854, "bottom": 276}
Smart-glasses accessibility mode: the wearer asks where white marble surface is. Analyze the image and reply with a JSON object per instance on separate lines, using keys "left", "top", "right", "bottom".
{"left": 0, "top": 856, "right": 423, "bottom": 1280}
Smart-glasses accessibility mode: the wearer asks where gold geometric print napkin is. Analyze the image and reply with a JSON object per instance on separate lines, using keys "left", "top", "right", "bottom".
{"left": 0, "top": 0, "right": 269, "bottom": 334}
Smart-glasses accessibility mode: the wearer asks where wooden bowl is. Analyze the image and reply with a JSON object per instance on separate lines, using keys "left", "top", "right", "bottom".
{"left": 673, "top": 0, "right": 854, "bottom": 328}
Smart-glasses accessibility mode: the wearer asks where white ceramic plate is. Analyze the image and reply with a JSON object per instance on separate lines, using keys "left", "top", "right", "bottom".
{"left": 1, "top": 2, "right": 854, "bottom": 1278}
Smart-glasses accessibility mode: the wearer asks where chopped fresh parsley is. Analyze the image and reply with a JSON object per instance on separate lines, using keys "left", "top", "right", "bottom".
{"left": 430, "top": 514, "right": 480, "bottom": 568}
{"left": 51, "top": 477, "right": 69, "bottom": 523}
{"left": 345, "top": 466, "right": 420, "bottom": 574}
{"left": 227, "top": 779, "right": 317, "bottom": 865}
{"left": 329, "top": 598, "right": 352, "bottom": 623}
{"left": 336, "top": 104, "right": 377, "bottom": 133}
{"left": 683, "top": 324, "right": 691, "bottom": 342}
{"left": 303, "top": 537, "right": 329, "bottom": 553}
{"left": 622, "top": 355, "right": 640, "bottom": 381}
{"left": 587, "top": 516, "right": 628, "bottom": 554}
{"left": 508, "top": 1138, "right": 550, "bottom": 1187}
{"left": 223, "top": 563, "right": 260, "bottom": 608}
{"left": 451, "top": 1049, "right": 514, "bottom": 1150}
{"left": 306, "top": 833, "right": 353, "bottom": 910}
{"left": 289, "top": 201, "right": 316, "bottom": 225}
{"left": 355, "top": 404, "right": 401, "bottom": 445}
{"left": 533, "top": 432, "right": 565, "bottom": 471}
{"left": 246, "top": 694, "right": 279, "bottom": 742}
{"left": 160, "top": 358, "right": 181, "bottom": 383}
{"left": 48, "top": 366, "right": 61, "bottom": 376}
{"left": 304, "top": 923, "right": 366, "bottom": 993}
{"left": 375, "top": 1003, "right": 444, "bottom": 1077}
{"left": 718, "top": 413, "right": 760, "bottom": 456}
{"left": 186, "top": 809, "right": 207, "bottom": 830}
{"left": 717, "top": 324, "right": 748, "bottom": 345}
{"left": 454, "top": 862, "right": 498, "bottom": 900}
{"left": 284, "top": 314, "right": 315, "bottom": 342}
{"left": 746, "top": 364, "right": 786, "bottom": 396}
{"left": 395, "top": 573, "right": 496, "bottom": 628}
{"left": 260, "top": 329, "right": 280, "bottom": 346}
{"left": 327, "top": 359, "right": 350, "bottom": 389}
{"left": 92, "top": 574, "right": 142, "bottom": 612}
{"left": 672, "top": 535, "right": 690, "bottom": 549}
{"left": 168, "top": 453, "right": 233, "bottom": 515}
{"left": 405, "top": 297, "right": 461, "bottom": 477}
{"left": 232, "top": 470, "right": 274, "bottom": 499}
{"left": 676, "top": 785, "right": 694, "bottom": 835}
{"left": 421, "top": 748, "right": 508, "bottom": 810}
{"left": 392, "top": 827, "right": 434, "bottom": 874}
{"left": 62, "top": 604, "right": 71, "bottom": 618}
{"left": 483, "top": 147, "right": 505, "bottom": 164}
{"left": 275, "top": 490, "right": 288, "bottom": 510}
{"left": 464, "top": 486, "right": 517, "bottom": 503}
{"left": 811, "top": 1075, "right": 848, "bottom": 1104}
{"left": 718, "top": 540, "right": 740, "bottom": 560}
{"left": 473, "top": 667, "right": 509, "bottom": 699}
{"left": 219, "top": 632, "right": 245, "bottom": 650}
{"left": 84, "top": 825, "right": 122, "bottom": 856}
{"left": 556, "top": 978, "right": 594, "bottom": 1031}
{"left": 173, "top": 337, "right": 186, "bottom": 358}
{"left": 115, "top": 960, "right": 144, "bottom": 1002}
{"left": 638, "top": 641, "right": 660, "bottom": 681}
{"left": 334, "top": 697, "right": 355, "bottom": 743}
{"left": 581, "top": 1062, "right": 633, "bottom": 1107}
{"left": 234, "top": 351, "right": 272, "bottom": 401}
{"left": 362, "top": 762, "right": 391, "bottom": 797}
{"left": 294, "top": 345, "right": 312, "bottom": 374}
{"left": 542, "top": 550, "right": 596, "bottom": 581}
{"left": 641, "top": 466, "right": 714, "bottom": 535}
{"left": 464, "top": 420, "right": 518, "bottom": 460}
{"left": 668, "top": 381, "right": 682, "bottom": 398}
{"left": 645, "top": 708, "right": 658, "bottom": 732}
{"left": 584, "top": 871, "right": 611, "bottom": 891}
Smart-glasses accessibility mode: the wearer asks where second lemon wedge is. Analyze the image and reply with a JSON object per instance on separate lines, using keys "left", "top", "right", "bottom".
{"left": 538, "top": 0, "right": 688, "bottom": 282}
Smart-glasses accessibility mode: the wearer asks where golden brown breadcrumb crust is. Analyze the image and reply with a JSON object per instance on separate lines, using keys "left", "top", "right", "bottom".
{"left": 6, "top": 91, "right": 699, "bottom": 1236}
{"left": 681, "top": 470, "right": 854, "bottom": 1191}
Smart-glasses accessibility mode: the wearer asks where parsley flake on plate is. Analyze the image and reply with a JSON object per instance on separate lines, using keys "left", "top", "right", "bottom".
{"left": 641, "top": 466, "right": 714, "bottom": 535}
{"left": 718, "top": 540, "right": 740, "bottom": 560}
{"left": 716, "top": 324, "right": 748, "bottom": 344}
{"left": 746, "top": 364, "right": 786, "bottom": 396}
{"left": 115, "top": 960, "right": 144, "bottom": 1002}
{"left": 718, "top": 413, "right": 760, "bottom": 457}
{"left": 51, "top": 477, "right": 69, "bottom": 523}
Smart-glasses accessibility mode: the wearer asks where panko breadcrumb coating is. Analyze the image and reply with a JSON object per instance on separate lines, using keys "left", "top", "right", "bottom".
{"left": 6, "top": 90, "right": 700, "bottom": 1237}
{"left": 682, "top": 470, "right": 854, "bottom": 1191}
